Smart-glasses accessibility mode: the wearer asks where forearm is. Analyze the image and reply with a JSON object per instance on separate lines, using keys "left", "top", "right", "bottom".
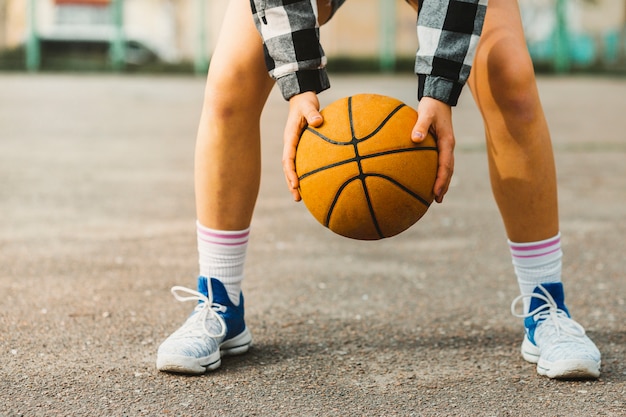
{"left": 250, "top": 0, "right": 330, "bottom": 100}
{"left": 415, "top": 0, "right": 488, "bottom": 106}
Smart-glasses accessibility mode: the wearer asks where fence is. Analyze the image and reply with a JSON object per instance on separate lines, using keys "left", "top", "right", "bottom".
{"left": 1, "top": 0, "right": 625, "bottom": 73}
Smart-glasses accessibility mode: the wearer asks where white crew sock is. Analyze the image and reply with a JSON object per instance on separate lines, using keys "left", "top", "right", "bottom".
{"left": 508, "top": 233, "right": 563, "bottom": 313}
{"left": 197, "top": 221, "right": 249, "bottom": 306}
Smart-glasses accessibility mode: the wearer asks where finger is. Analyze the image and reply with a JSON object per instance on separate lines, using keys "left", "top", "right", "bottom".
{"left": 432, "top": 131, "right": 455, "bottom": 203}
{"left": 283, "top": 92, "right": 322, "bottom": 201}
{"left": 282, "top": 167, "right": 302, "bottom": 202}
{"left": 282, "top": 109, "right": 310, "bottom": 202}
{"left": 306, "top": 109, "right": 323, "bottom": 128}
{"left": 411, "top": 113, "right": 433, "bottom": 143}
{"left": 282, "top": 124, "right": 303, "bottom": 202}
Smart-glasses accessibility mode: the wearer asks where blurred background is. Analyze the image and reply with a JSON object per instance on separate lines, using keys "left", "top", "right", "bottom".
{"left": 0, "top": 0, "right": 625, "bottom": 74}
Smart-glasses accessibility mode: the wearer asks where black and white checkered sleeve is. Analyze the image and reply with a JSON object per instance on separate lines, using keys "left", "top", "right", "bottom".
{"left": 251, "top": 0, "right": 329, "bottom": 100}
{"left": 415, "top": 0, "right": 488, "bottom": 106}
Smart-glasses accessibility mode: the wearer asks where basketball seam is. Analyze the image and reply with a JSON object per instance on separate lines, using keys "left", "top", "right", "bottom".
{"left": 323, "top": 173, "right": 432, "bottom": 233}
{"left": 368, "top": 174, "right": 433, "bottom": 207}
{"left": 325, "top": 176, "right": 358, "bottom": 229}
{"left": 348, "top": 96, "right": 383, "bottom": 238}
{"left": 301, "top": 102, "right": 408, "bottom": 146}
{"left": 298, "top": 146, "right": 437, "bottom": 180}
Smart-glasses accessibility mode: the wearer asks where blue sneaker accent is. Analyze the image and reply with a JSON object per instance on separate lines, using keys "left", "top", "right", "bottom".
{"left": 199, "top": 277, "right": 246, "bottom": 341}
{"left": 523, "top": 282, "right": 570, "bottom": 345}
{"left": 512, "top": 283, "right": 601, "bottom": 379}
{"left": 156, "top": 277, "right": 252, "bottom": 374}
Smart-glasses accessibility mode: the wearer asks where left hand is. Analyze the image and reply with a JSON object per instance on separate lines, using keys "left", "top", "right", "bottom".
{"left": 282, "top": 91, "right": 324, "bottom": 202}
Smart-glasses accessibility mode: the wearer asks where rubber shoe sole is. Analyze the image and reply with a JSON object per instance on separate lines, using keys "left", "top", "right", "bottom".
{"left": 521, "top": 336, "right": 600, "bottom": 379}
{"left": 157, "top": 327, "right": 252, "bottom": 375}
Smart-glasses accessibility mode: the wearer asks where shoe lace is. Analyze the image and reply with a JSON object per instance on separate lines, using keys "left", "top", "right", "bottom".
{"left": 170, "top": 285, "right": 227, "bottom": 339}
{"left": 510, "top": 284, "right": 586, "bottom": 339}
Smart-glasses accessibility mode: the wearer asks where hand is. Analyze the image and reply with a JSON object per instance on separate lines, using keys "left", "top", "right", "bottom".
{"left": 282, "top": 91, "right": 323, "bottom": 202}
{"left": 411, "top": 97, "right": 455, "bottom": 203}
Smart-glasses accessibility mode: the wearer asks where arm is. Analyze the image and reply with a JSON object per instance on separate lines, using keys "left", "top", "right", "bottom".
{"left": 412, "top": 0, "right": 488, "bottom": 202}
{"left": 250, "top": 0, "right": 330, "bottom": 100}
{"left": 415, "top": 0, "right": 488, "bottom": 106}
{"left": 251, "top": 0, "right": 327, "bottom": 201}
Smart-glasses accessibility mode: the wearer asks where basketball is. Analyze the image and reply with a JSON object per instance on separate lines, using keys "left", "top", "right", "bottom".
{"left": 295, "top": 93, "right": 438, "bottom": 240}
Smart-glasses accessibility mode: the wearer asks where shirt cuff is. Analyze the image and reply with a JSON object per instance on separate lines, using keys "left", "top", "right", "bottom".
{"left": 276, "top": 69, "right": 331, "bottom": 101}
{"left": 417, "top": 74, "right": 464, "bottom": 106}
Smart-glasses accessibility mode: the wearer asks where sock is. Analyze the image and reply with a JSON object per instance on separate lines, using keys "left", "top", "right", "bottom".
{"left": 508, "top": 233, "right": 563, "bottom": 313}
{"left": 197, "top": 221, "right": 249, "bottom": 306}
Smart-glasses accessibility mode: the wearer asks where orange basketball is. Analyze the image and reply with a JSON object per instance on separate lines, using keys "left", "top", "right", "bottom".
{"left": 295, "top": 93, "right": 438, "bottom": 240}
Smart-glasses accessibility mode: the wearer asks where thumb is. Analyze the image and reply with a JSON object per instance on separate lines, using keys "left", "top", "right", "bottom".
{"left": 411, "top": 115, "right": 432, "bottom": 143}
{"left": 306, "top": 109, "right": 323, "bottom": 128}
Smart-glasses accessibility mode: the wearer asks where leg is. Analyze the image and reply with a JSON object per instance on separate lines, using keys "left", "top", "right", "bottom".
{"left": 196, "top": 0, "right": 340, "bottom": 229}
{"left": 468, "top": 0, "right": 557, "bottom": 243}
{"left": 195, "top": 0, "right": 335, "bottom": 304}
{"left": 195, "top": 0, "right": 274, "bottom": 231}
{"left": 158, "top": 0, "right": 340, "bottom": 375}
{"left": 469, "top": 0, "right": 600, "bottom": 379}
{"left": 157, "top": 0, "right": 272, "bottom": 375}
{"left": 471, "top": 0, "right": 562, "bottom": 301}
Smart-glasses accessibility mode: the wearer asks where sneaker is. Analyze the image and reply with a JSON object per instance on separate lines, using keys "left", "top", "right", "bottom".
{"left": 511, "top": 282, "right": 601, "bottom": 379}
{"left": 156, "top": 277, "right": 252, "bottom": 374}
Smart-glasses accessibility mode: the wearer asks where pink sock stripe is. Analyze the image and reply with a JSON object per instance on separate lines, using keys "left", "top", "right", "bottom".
{"left": 197, "top": 226, "right": 249, "bottom": 246}
{"left": 509, "top": 236, "right": 560, "bottom": 252}
{"left": 197, "top": 228, "right": 249, "bottom": 240}
{"left": 511, "top": 247, "right": 561, "bottom": 259}
{"left": 198, "top": 237, "right": 248, "bottom": 246}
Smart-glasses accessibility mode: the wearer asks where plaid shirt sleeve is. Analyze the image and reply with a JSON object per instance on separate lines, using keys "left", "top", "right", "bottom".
{"left": 415, "top": 0, "right": 488, "bottom": 106}
{"left": 250, "top": 0, "right": 330, "bottom": 101}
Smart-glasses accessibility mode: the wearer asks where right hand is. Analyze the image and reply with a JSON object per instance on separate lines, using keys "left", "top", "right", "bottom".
{"left": 411, "top": 97, "right": 456, "bottom": 204}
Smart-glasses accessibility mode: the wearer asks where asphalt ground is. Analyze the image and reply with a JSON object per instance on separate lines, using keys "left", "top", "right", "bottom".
{"left": 0, "top": 73, "right": 625, "bottom": 416}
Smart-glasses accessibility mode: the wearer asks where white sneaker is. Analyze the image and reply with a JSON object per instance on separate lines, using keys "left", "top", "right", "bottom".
{"left": 511, "top": 283, "right": 601, "bottom": 379}
{"left": 156, "top": 277, "right": 252, "bottom": 374}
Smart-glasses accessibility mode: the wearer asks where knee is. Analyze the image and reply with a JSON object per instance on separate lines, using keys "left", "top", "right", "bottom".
{"left": 484, "top": 47, "right": 541, "bottom": 123}
{"left": 203, "top": 75, "right": 267, "bottom": 123}
{"left": 202, "top": 89, "right": 241, "bottom": 123}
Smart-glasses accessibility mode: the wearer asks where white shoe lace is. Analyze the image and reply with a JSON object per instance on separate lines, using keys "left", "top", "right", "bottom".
{"left": 511, "top": 284, "right": 587, "bottom": 339}
{"left": 170, "top": 285, "right": 227, "bottom": 339}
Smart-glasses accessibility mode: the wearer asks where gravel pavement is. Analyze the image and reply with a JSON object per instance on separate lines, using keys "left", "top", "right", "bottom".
{"left": 0, "top": 73, "right": 625, "bottom": 416}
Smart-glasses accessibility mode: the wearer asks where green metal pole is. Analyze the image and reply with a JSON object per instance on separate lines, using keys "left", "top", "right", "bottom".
{"left": 110, "top": 0, "right": 125, "bottom": 71}
{"left": 195, "top": 0, "right": 208, "bottom": 75}
{"left": 25, "top": 0, "right": 40, "bottom": 72}
{"left": 379, "top": 0, "right": 396, "bottom": 72}
{"left": 554, "top": 0, "right": 570, "bottom": 73}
